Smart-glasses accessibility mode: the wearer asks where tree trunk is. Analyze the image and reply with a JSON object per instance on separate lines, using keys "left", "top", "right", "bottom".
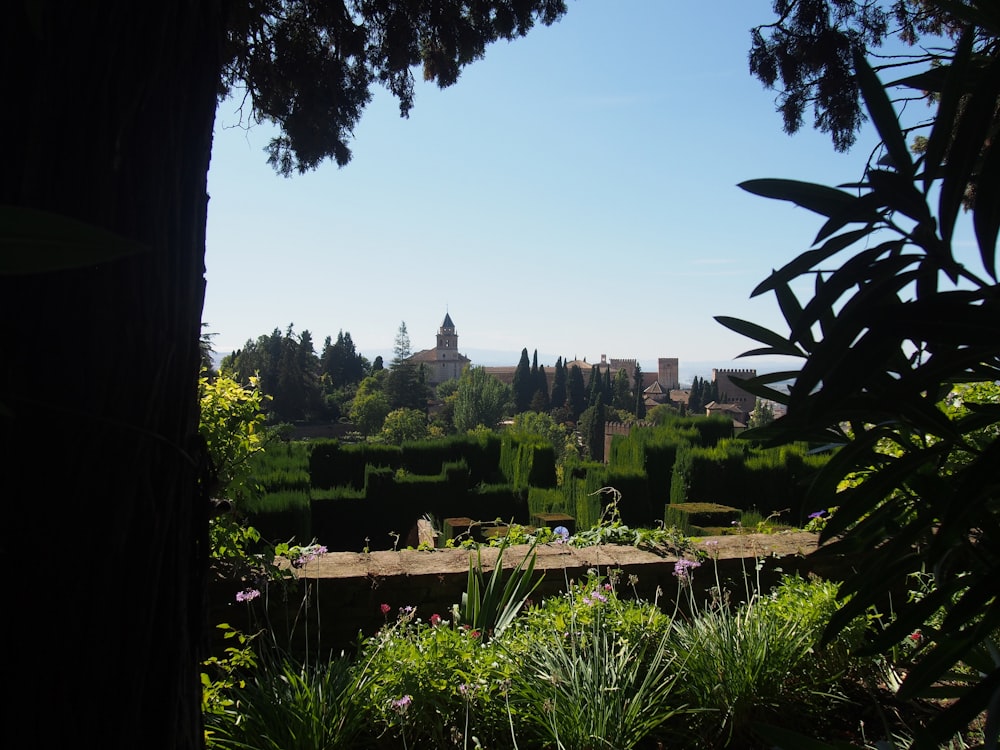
{"left": 2, "top": 3, "right": 223, "bottom": 747}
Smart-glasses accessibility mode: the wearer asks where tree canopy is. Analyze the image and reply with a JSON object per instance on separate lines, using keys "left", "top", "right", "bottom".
{"left": 222, "top": 0, "right": 569, "bottom": 174}
{"left": 2, "top": 1, "right": 569, "bottom": 746}
{"left": 726, "top": 2, "right": 1000, "bottom": 740}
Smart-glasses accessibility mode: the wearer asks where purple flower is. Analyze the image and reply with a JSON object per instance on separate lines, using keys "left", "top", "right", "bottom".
{"left": 391, "top": 695, "right": 412, "bottom": 714}
{"left": 235, "top": 588, "right": 260, "bottom": 603}
{"left": 553, "top": 525, "right": 569, "bottom": 542}
{"left": 673, "top": 558, "right": 701, "bottom": 583}
{"left": 808, "top": 510, "right": 828, "bottom": 519}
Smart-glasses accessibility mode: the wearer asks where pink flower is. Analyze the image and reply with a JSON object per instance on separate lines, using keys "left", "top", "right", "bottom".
{"left": 380, "top": 603, "right": 391, "bottom": 615}
{"left": 235, "top": 588, "right": 260, "bottom": 603}
{"left": 429, "top": 613, "right": 442, "bottom": 626}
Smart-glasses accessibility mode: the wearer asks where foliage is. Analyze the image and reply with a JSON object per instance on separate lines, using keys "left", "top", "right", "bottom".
{"left": 720, "top": 14, "right": 1000, "bottom": 745}
{"left": 199, "top": 371, "right": 269, "bottom": 503}
{"left": 202, "top": 625, "right": 259, "bottom": 747}
{"left": 379, "top": 407, "right": 428, "bottom": 444}
{"left": 348, "top": 388, "right": 391, "bottom": 435}
{"left": 748, "top": 398, "right": 775, "bottom": 428}
{"left": 507, "top": 410, "right": 570, "bottom": 463}
{"left": 221, "top": 325, "right": 323, "bottom": 422}
{"left": 669, "top": 572, "right": 862, "bottom": 747}
{"left": 359, "top": 609, "right": 518, "bottom": 747}
{"left": 205, "top": 646, "right": 368, "bottom": 750}
{"left": 510, "top": 598, "right": 688, "bottom": 750}
{"left": 456, "top": 537, "right": 541, "bottom": 643}
{"left": 748, "top": 0, "right": 973, "bottom": 152}
{"left": 453, "top": 366, "right": 512, "bottom": 432}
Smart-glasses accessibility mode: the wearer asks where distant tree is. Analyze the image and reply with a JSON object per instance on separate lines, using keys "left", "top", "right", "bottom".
{"left": 508, "top": 410, "right": 569, "bottom": 462}
{"left": 222, "top": 324, "right": 321, "bottom": 422}
{"left": 453, "top": 367, "right": 512, "bottom": 432}
{"left": 380, "top": 408, "right": 428, "bottom": 444}
{"left": 200, "top": 323, "right": 217, "bottom": 377}
{"left": 349, "top": 390, "right": 391, "bottom": 436}
{"left": 384, "top": 361, "right": 428, "bottom": 412}
{"left": 578, "top": 402, "right": 606, "bottom": 461}
{"left": 566, "top": 364, "right": 587, "bottom": 420}
{"left": 612, "top": 368, "right": 631, "bottom": 412}
{"left": 530, "top": 364, "right": 550, "bottom": 412}
{"left": 633, "top": 363, "right": 646, "bottom": 419}
{"left": 320, "top": 330, "right": 367, "bottom": 388}
{"left": 747, "top": 399, "right": 775, "bottom": 429}
{"left": 372, "top": 355, "right": 384, "bottom": 372}
{"left": 549, "top": 357, "right": 567, "bottom": 415}
{"left": 512, "top": 347, "right": 533, "bottom": 413}
{"left": 603, "top": 367, "right": 613, "bottom": 406}
{"left": 386, "top": 321, "right": 426, "bottom": 412}
{"left": 392, "top": 321, "right": 412, "bottom": 366}
{"left": 586, "top": 364, "right": 602, "bottom": 406}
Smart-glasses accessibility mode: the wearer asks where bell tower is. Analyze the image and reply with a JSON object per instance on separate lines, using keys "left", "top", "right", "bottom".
{"left": 437, "top": 312, "right": 458, "bottom": 354}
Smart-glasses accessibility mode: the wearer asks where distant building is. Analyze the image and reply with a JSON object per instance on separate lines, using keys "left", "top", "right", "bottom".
{"left": 406, "top": 312, "right": 471, "bottom": 387}
{"left": 709, "top": 368, "right": 758, "bottom": 424}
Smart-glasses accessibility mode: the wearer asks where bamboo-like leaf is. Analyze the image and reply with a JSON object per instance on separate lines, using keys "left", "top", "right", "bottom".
{"left": 751, "top": 228, "right": 872, "bottom": 297}
{"left": 714, "top": 316, "right": 803, "bottom": 357}
{"left": 0, "top": 205, "right": 148, "bottom": 274}
{"left": 923, "top": 30, "right": 973, "bottom": 195}
{"left": 853, "top": 49, "right": 913, "bottom": 178}
{"left": 738, "top": 179, "right": 857, "bottom": 219}
{"left": 972, "top": 134, "right": 1000, "bottom": 279}
{"left": 813, "top": 192, "right": 884, "bottom": 244}
{"left": 938, "top": 53, "right": 1000, "bottom": 246}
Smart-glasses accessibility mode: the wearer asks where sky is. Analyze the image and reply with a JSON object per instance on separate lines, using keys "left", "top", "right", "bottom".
{"left": 202, "top": 0, "right": 961, "bottom": 378}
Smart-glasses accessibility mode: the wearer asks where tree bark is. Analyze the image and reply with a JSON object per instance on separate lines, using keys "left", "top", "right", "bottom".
{"left": 2, "top": 3, "right": 224, "bottom": 747}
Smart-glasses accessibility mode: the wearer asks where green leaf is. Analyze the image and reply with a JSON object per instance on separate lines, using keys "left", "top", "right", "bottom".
{"left": 714, "top": 316, "right": 804, "bottom": 357}
{"left": 738, "top": 179, "right": 857, "bottom": 219}
{"left": 853, "top": 49, "right": 913, "bottom": 178}
{"left": 0, "top": 205, "right": 148, "bottom": 274}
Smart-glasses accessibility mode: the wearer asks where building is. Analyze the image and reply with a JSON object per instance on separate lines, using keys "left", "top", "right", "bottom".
{"left": 708, "top": 367, "right": 758, "bottom": 424}
{"left": 405, "top": 312, "right": 471, "bottom": 387}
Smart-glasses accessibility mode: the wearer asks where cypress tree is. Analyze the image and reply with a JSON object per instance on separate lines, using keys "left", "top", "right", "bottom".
{"left": 567, "top": 364, "right": 587, "bottom": 420}
{"left": 550, "top": 356, "right": 566, "bottom": 413}
{"left": 513, "top": 347, "right": 533, "bottom": 413}
{"left": 534, "top": 364, "right": 550, "bottom": 410}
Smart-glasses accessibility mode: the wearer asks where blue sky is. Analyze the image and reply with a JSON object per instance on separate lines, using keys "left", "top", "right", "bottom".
{"left": 203, "top": 0, "right": 959, "bottom": 376}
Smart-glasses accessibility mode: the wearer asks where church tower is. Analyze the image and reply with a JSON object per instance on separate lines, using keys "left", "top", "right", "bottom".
{"left": 436, "top": 312, "right": 458, "bottom": 354}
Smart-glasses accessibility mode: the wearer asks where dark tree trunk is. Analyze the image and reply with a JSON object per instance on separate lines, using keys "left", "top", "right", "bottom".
{"left": 2, "top": 3, "right": 224, "bottom": 747}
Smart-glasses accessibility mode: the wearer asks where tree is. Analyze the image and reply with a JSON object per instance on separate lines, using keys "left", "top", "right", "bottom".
{"left": 379, "top": 407, "right": 428, "bottom": 444}
{"left": 748, "top": 0, "right": 968, "bottom": 152}
{"left": 633, "top": 363, "right": 646, "bottom": 419}
{"left": 508, "top": 410, "right": 568, "bottom": 462}
{"left": 320, "top": 330, "right": 367, "bottom": 388}
{"left": 453, "top": 366, "right": 512, "bottom": 432}
{"left": 610, "top": 368, "right": 631, "bottom": 412}
{"left": 530, "top": 364, "right": 551, "bottom": 412}
{"left": 349, "top": 389, "right": 392, "bottom": 436}
{"left": 578, "top": 402, "right": 607, "bottom": 461}
{"left": 2, "top": 2, "right": 568, "bottom": 745}
{"left": 566, "top": 364, "right": 587, "bottom": 420}
{"left": 512, "top": 347, "right": 533, "bottom": 413}
{"left": 722, "top": 10, "right": 1000, "bottom": 741}
{"left": 549, "top": 357, "right": 567, "bottom": 415}
{"left": 392, "top": 321, "right": 412, "bottom": 366}
{"left": 747, "top": 399, "right": 775, "bottom": 429}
